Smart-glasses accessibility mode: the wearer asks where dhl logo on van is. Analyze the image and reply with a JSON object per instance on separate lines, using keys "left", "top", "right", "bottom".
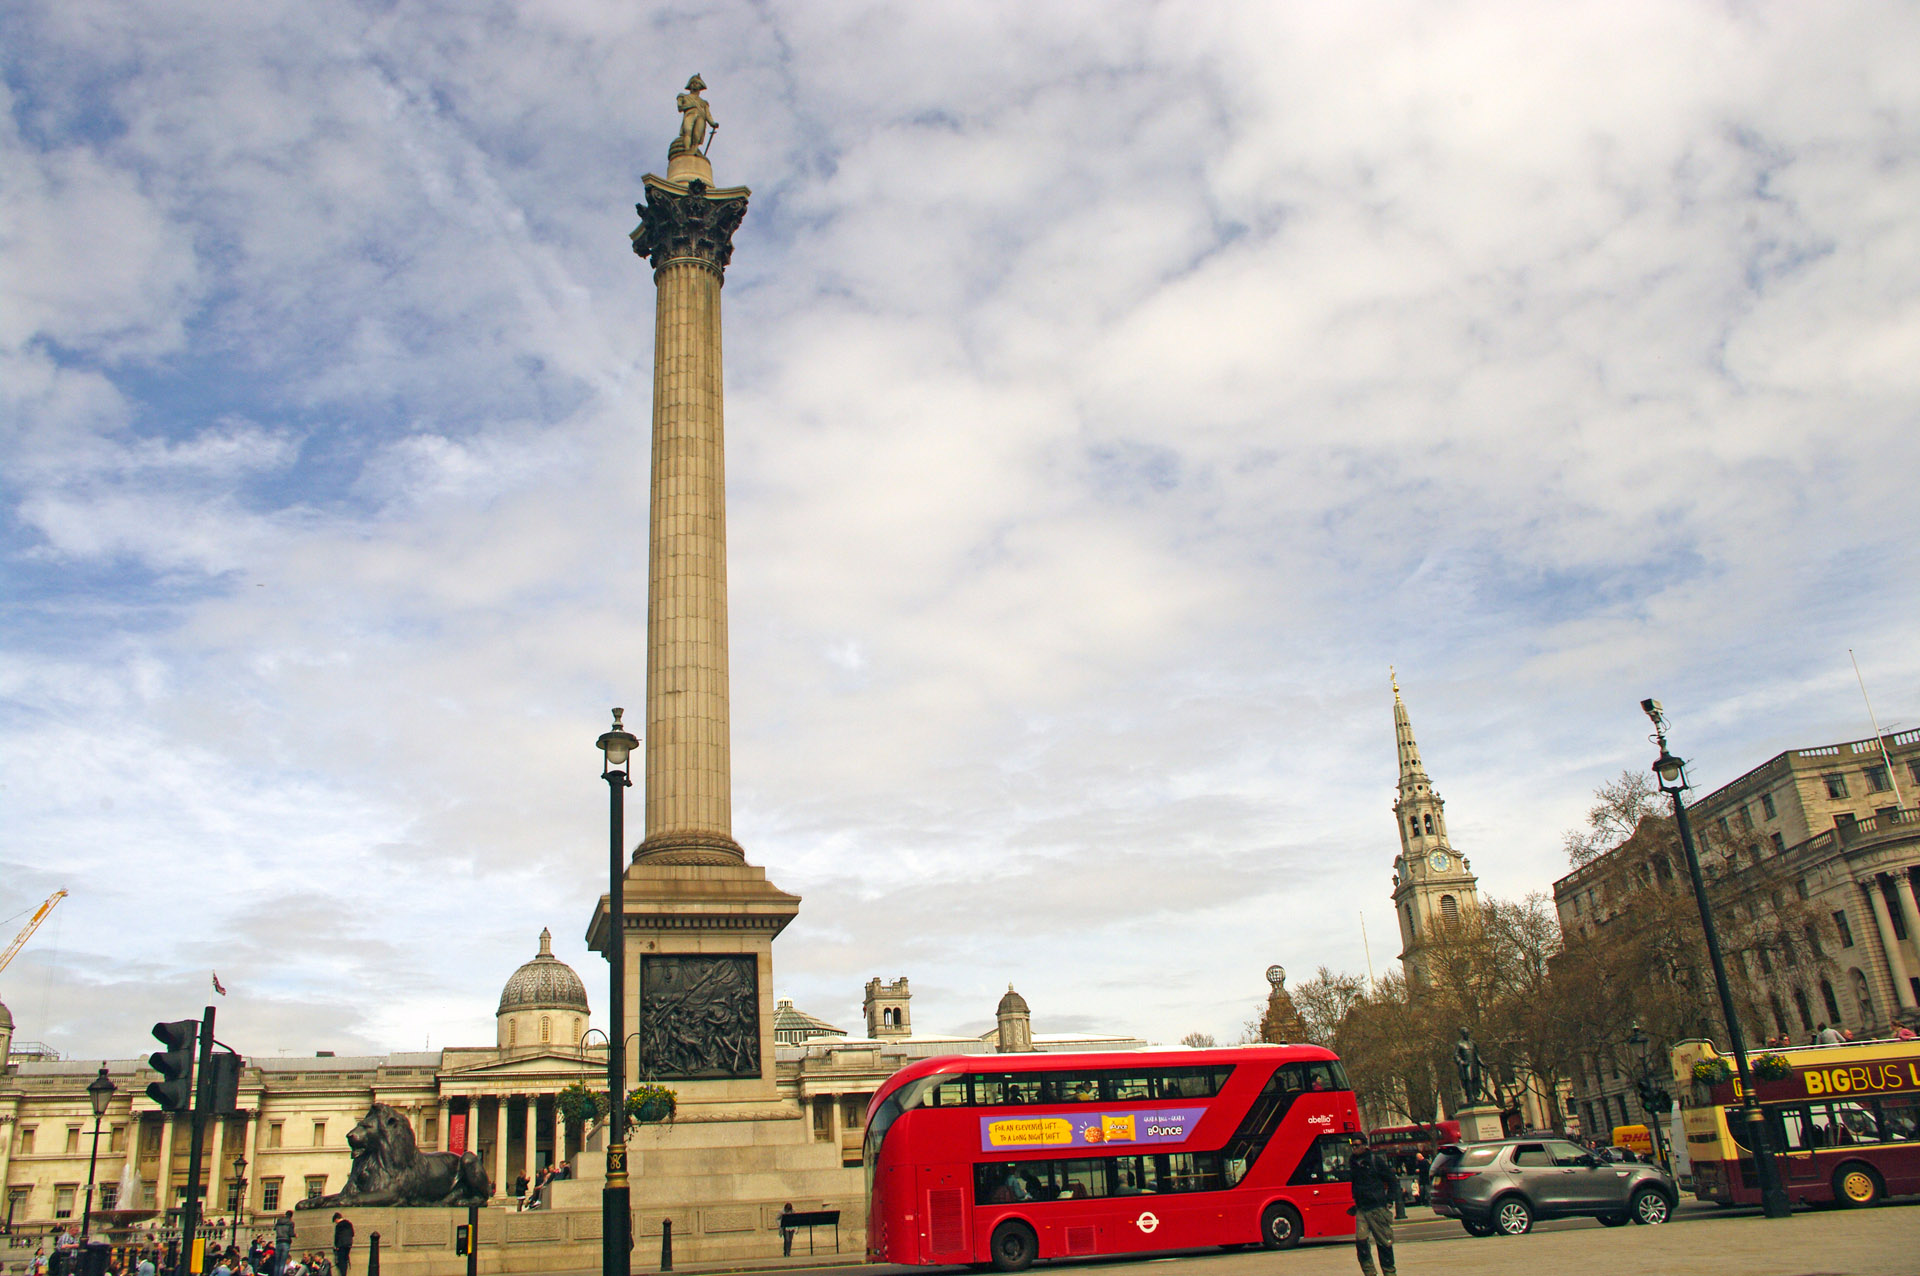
{"left": 1801, "top": 1062, "right": 1920, "bottom": 1097}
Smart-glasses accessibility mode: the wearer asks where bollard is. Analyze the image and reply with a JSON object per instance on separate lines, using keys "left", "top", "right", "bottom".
{"left": 659, "top": 1219, "right": 671, "bottom": 1273}
{"left": 367, "top": 1233, "right": 380, "bottom": 1276}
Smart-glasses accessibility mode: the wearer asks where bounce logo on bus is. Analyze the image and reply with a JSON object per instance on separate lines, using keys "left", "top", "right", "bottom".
{"left": 980, "top": 1108, "right": 1206, "bottom": 1151}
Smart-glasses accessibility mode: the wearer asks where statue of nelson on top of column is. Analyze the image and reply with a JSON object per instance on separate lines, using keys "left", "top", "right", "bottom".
{"left": 672, "top": 74, "right": 717, "bottom": 158}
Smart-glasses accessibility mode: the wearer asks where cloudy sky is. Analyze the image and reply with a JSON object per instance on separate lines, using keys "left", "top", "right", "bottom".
{"left": 4, "top": 1, "right": 1918, "bottom": 1062}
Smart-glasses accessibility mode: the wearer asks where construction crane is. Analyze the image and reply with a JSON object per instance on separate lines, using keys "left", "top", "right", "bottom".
{"left": 0, "top": 890, "right": 67, "bottom": 977}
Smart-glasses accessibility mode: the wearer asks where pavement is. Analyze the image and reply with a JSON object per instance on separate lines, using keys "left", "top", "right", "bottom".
{"left": 536, "top": 1200, "right": 1920, "bottom": 1276}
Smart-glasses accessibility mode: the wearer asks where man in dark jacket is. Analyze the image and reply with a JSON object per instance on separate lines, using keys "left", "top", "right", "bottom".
{"left": 1347, "top": 1138, "right": 1399, "bottom": 1276}
{"left": 331, "top": 1214, "right": 354, "bottom": 1276}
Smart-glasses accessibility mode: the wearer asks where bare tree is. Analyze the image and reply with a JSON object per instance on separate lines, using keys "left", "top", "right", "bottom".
{"left": 1180, "top": 1032, "right": 1216, "bottom": 1049}
{"left": 1293, "top": 967, "right": 1367, "bottom": 1048}
{"left": 1563, "top": 769, "right": 1660, "bottom": 866}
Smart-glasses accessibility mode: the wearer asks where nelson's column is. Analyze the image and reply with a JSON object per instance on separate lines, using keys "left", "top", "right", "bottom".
{"left": 584, "top": 80, "right": 825, "bottom": 1241}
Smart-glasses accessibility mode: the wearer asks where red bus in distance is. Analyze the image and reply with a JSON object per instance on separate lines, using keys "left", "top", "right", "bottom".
{"left": 864, "top": 1044, "right": 1364, "bottom": 1270}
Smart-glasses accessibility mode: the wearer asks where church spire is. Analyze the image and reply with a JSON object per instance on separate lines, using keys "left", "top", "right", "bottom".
{"left": 1392, "top": 667, "right": 1427, "bottom": 791}
{"left": 1388, "top": 674, "right": 1480, "bottom": 983}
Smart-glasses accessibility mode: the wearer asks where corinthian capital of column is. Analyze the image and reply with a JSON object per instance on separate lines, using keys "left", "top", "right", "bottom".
{"left": 631, "top": 176, "right": 749, "bottom": 278}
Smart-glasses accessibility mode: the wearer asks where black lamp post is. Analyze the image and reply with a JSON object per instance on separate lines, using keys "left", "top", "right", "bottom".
{"left": 597, "top": 708, "right": 639, "bottom": 1276}
{"left": 82, "top": 1063, "right": 116, "bottom": 1242}
{"left": 229, "top": 1156, "right": 247, "bottom": 1249}
{"left": 1642, "top": 699, "right": 1791, "bottom": 1219}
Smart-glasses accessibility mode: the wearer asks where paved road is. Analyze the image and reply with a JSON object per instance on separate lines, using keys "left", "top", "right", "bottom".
{"left": 660, "top": 1199, "right": 1918, "bottom": 1276}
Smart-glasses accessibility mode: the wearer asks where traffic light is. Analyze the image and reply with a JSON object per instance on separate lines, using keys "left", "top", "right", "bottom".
{"left": 147, "top": 1019, "right": 198, "bottom": 1112}
{"left": 1647, "top": 1086, "right": 1674, "bottom": 1115}
{"left": 203, "top": 1051, "right": 243, "bottom": 1113}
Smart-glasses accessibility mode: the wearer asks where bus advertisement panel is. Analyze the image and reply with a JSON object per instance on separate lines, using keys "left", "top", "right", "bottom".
{"left": 864, "top": 1045, "right": 1364, "bottom": 1271}
{"left": 1671, "top": 1038, "right": 1920, "bottom": 1208}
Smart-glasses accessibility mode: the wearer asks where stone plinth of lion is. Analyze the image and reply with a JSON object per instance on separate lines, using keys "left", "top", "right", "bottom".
{"left": 298, "top": 1103, "right": 491, "bottom": 1208}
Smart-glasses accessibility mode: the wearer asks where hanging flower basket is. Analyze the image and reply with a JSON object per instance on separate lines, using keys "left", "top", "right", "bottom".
{"left": 1751, "top": 1053, "right": 1791, "bottom": 1082}
{"left": 627, "top": 1083, "right": 678, "bottom": 1124}
{"left": 1691, "top": 1058, "right": 1734, "bottom": 1086}
{"left": 556, "top": 1081, "right": 605, "bottom": 1130}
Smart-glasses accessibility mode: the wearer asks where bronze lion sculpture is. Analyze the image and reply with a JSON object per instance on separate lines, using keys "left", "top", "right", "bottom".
{"left": 299, "top": 1103, "right": 491, "bottom": 1208}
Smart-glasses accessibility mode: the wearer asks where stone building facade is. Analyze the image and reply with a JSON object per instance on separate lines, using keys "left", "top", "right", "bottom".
{"left": 1552, "top": 727, "right": 1920, "bottom": 1140}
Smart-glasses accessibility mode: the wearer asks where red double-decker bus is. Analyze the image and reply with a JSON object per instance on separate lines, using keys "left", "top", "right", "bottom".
{"left": 864, "top": 1045, "right": 1364, "bottom": 1271}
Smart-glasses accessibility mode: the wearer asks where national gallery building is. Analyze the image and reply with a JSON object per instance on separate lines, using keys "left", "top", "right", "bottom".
{"left": 0, "top": 949, "right": 1140, "bottom": 1240}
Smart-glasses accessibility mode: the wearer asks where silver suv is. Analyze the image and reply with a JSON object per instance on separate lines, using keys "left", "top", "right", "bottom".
{"left": 1429, "top": 1138, "right": 1678, "bottom": 1236}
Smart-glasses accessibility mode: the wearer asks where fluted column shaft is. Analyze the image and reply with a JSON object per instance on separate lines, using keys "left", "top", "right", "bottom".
{"left": 644, "top": 258, "right": 736, "bottom": 854}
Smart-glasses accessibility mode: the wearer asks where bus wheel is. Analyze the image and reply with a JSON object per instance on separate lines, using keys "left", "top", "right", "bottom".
{"left": 988, "top": 1221, "right": 1038, "bottom": 1273}
{"left": 1260, "top": 1202, "right": 1303, "bottom": 1250}
{"left": 1833, "top": 1163, "right": 1882, "bottom": 1208}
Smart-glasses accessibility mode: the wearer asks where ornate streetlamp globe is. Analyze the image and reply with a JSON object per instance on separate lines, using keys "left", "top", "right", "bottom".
{"left": 233, "top": 1153, "right": 247, "bottom": 1178}
{"left": 597, "top": 707, "right": 639, "bottom": 769}
{"left": 1653, "top": 751, "right": 1686, "bottom": 787}
{"left": 87, "top": 1065, "right": 115, "bottom": 1117}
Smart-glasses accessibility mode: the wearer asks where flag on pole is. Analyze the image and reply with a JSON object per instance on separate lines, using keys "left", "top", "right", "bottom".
{"left": 212, "top": 971, "right": 227, "bottom": 996}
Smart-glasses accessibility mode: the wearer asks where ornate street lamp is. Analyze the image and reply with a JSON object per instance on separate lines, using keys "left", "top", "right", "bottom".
{"left": 81, "top": 1063, "right": 116, "bottom": 1242}
{"left": 1641, "top": 699, "right": 1790, "bottom": 1218}
{"left": 229, "top": 1155, "right": 247, "bottom": 1249}
{"left": 596, "top": 708, "right": 639, "bottom": 1276}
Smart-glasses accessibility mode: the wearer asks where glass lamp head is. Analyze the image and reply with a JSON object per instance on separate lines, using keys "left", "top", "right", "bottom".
{"left": 88, "top": 1064, "right": 115, "bottom": 1117}
{"left": 597, "top": 707, "right": 639, "bottom": 770}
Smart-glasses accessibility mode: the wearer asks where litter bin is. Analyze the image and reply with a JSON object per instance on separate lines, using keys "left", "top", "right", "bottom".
{"left": 47, "top": 1250, "right": 69, "bottom": 1276}
{"left": 79, "top": 1243, "right": 112, "bottom": 1276}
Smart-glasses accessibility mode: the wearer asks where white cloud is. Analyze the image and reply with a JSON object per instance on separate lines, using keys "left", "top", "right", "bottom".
{"left": 3, "top": 0, "right": 1918, "bottom": 1057}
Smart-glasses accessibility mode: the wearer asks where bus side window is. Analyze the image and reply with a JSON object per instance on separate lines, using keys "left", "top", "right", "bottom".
{"left": 1276, "top": 1064, "right": 1306, "bottom": 1093}
{"left": 928, "top": 1077, "right": 969, "bottom": 1107}
{"left": 1776, "top": 1107, "right": 1813, "bottom": 1151}
{"left": 1879, "top": 1095, "right": 1919, "bottom": 1141}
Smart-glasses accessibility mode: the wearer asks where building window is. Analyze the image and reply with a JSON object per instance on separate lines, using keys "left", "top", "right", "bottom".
{"left": 1834, "top": 910, "right": 1854, "bottom": 947}
{"left": 1406, "top": 904, "right": 1416, "bottom": 939}
{"left": 268, "top": 1123, "right": 283, "bottom": 1149}
{"left": 1804, "top": 923, "right": 1822, "bottom": 955}
{"left": 509, "top": 1020, "right": 517, "bottom": 1046}
{"left": 1864, "top": 765, "right": 1891, "bottom": 793}
{"left": 65, "top": 1128, "right": 81, "bottom": 1155}
{"left": 108, "top": 1125, "right": 125, "bottom": 1154}
{"left": 1796, "top": 877, "right": 1810, "bottom": 900}
{"left": 425, "top": 1116, "right": 439, "bottom": 1148}
{"left": 1821, "top": 978, "right": 1842, "bottom": 1023}
{"left": 573, "top": 1021, "right": 582, "bottom": 1044}
{"left": 839, "top": 1096, "right": 867, "bottom": 1130}
{"left": 18, "top": 1127, "right": 34, "bottom": 1155}
{"left": 1408, "top": 816, "right": 1419, "bottom": 839}
{"left": 1761, "top": 792, "right": 1777, "bottom": 819}
{"left": 7, "top": 1188, "right": 28, "bottom": 1220}
{"left": 1886, "top": 880, "right": 1910, "bottom": 940}
{"left": 1769, "top": 995, "right": 1788, "bottom": 1037}
{"left": 1824, "top": 774, "right": 1848, "bottom": 799}
{"left": 142, "top": 1123, "right": 161, "bottom": 1153}
{"left": 1423, "top": 813, "right": 1434, "bottom": 835}
{"left": 54, "top": 1186, "right": 75, "bottom": 1219}
{"left": 1716, "top": 816, "right": 1731, "bottom": 838}
{"left": 1792, "top": 988, "right": 1813, "bottom": 1032}
{"left": 227, "top": 1180, "right": 243, "bottom": 1211}
{"left": 305, "top": 1177, "right": 327, "bottom": 1201}
{"left": 1771, "top": 832, "right": 1785, "bottom": 854}
{"left": 1440, "top": 894, "right": 1459, "bottom": 923}
{"left": 262, "top": 1180, "right": 282, "bottom": 1212}
{"left": 312, "top": 1122, "right": 326, "bottom": 1148}
{"left": 811, "top": 1099, "right": 832, "bottom": 1141}
{"left": 1757, "top": 947, "right": 1773, "bottom": 975}
{"left": 1909, "top": 761, "right": 1920, "bottom": 787}
{"left": 540, "top": 1016, "right": 551, "bottom": 1043}
{"left": 98, "top": 1185, "right": 118, "bottom": 1211}
{"left": 141, "top": 1184, "right": 156, "bottom": 1208}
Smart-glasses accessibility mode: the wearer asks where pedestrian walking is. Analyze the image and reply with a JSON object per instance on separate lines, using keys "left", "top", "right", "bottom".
{"left": 331, "top": 1213, "right": 354, "bottom": 1276}
{"left": 1347, "top": 1137, "right": 1400, "bottom": 1276}
{"left": 779, "top": 1203, "right": 795, "bottom": 1257}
